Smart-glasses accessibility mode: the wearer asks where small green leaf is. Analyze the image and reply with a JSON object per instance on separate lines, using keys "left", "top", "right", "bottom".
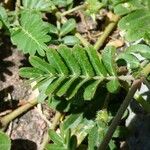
{"left": 58, "top": 45, "right": 81, "bottom": 75}
{"left": 88, "top": 125, "right": 100, "bottom": 150}
{"left": 84, "top": 80, "right": 102, "bottom": 100}
{"left": 33, "top": 77, "right": 55, "bottom": 91}
{"left": 49, "top": 23, "right": 59, "bottom": 35}
{"left": 117, "top": 53, "right": 140, "bottom": 69}
{"left": 126, "top": 44, "right": 150, "bottom": 59}
{"left": 62, "top": 36, "right": 80, "bottom": 46}
{"left": 73, "top": 45, "right": 95, "bottom": 77}
{"left": 19, "top": 67, "right": 44, "bottom": 78}
{"left": 102, "top": 46, "right": 117, "bottom": 76}
{"left": 29, "top": 56, "right": 56, "bottom": 74}
{"left": 114, "top": 0, "right": 147, "bottom": 15}
{"left": 0, "top": 131, "right": 11, "bottom": 150}
{"left": 67, "top": 78, "right": 89, "bottom": 99}
{"left": 22, "top": 0, "right": 55, "bottom": 11}
{"left": 106, "top": 79, "right": 120, "bottom": 93}
{"left": 60, "top": 19, "right": 76, "bottom": 37}
{"left": 68, "top": 135, "right": 77, "bottom": 150}
{"left": 56, "top": 77, "right": 78, "bottom": 97}
{"left": 49, "top": 129, "right": 63, "bottom": 145}
{"left": 46, "top": 48, "right": 69, "bottom": 75}
{"left": 46, "top": 76, "right": 66, "bottom": 95}
{"left": 118, "top": 9, "right": 150, "bottom": 43}
{"left": 62, "top": 114, "right": 83, "bottom": 132}
{"left": 0, "top": 5, "right": 9, "bottom": 28}
{"left": 85, "top": 46, "right": 107, "bottom": 76}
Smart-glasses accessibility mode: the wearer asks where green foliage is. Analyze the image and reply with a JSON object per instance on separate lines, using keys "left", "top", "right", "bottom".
{"left": 11, "top": 11, "right": 50, "bottom": 56}
{"left": 117, "top": 44, "right": 150, "bottom": 69}
{"left": 1, "top": 0, "right": 150, "bottom": 149}
{"left": 102, "top": 46, "right": 120, "bottom": 93}
{"left": 0, "top": 5, "right": 9, "bottom": 28}
{"left": 52, "top": 0, "right": 73, "bottom": 7}
{"left": 19, "top": 45, "right": 123, "bottom": 101}
{"left": 22, "top": 0, "right": 56, "bottom": 11}
{"left": 115, "top": 0, "right": 150, "bottom": 43}
{"left": 59, "top": 19, "right": 76, "bottom": 37}
{"left": 100, "top": 0, "right": 150, "bottom": 15}
{"left": 46, "top": 128, "right": 77, "bottom": 150}
{"left": 113, "top": 0, "right": 150, "bottom": 15}
{"left": 0, "top": 131, "right": 11, "bottom": 150}
{"left": 86, "top": 0, "right": 104, "bottom": 15}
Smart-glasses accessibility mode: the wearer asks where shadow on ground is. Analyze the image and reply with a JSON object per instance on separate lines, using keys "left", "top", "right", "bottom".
{"left": 11, "top": 139, "right": 37, "bottom": 150}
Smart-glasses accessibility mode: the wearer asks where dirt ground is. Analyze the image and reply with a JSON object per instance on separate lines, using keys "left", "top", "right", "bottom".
{"left": 0, "top": 34, "right": 55, "bottom": 150}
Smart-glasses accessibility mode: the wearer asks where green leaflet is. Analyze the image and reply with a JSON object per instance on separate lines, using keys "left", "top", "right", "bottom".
{"left": 58, "top": 45, "right": 81, "bottom": 75}
{"left": 56, "top": 77, "right": 78, "bottom": 97}
{"left": 88, "top": 125, "right": 100, "bottom": 150}
{"left": 102, "top": 46, "right": 117, "bottom": 76}
{"left": 86, "top": 0, "right": 104, "bottom": 15}
{"left": 33, "top": 77, "right": 55, "bottom": 91}
{"left": 126, "top": 44, "right": 150, "bottom": 59}
{"left": 62, "top": 114, "right": 83, "bottom": 132}
{"left": 22, "top": 0, "right": 55, "bottom": 11}
{"left": 106, "top": 79, "right": 120, "bottom": 93}
{"left": 67, "top": 78, "right": 90, "bottom": 99}
{"left": 85, "top": 46, "right": 107, "bottom": 76}
{"left": 52, "top": 0, "right": 73, "bottom": 7}
{"left": 46, "top": 48, "right": 69, "bottom": 75}
{"left": 59, "top": 19, "right": 76, "bottom": 37}
{"left": 49, "top": 23, "right": 59, "bottom": 35}
{"left": 114, "top": 0, "right": 148, "bottom": 15}
{"left": 118, "top": 9, "right": 150, "bottom": 43}
{"left": 11, "top": 11, "right": 50, "bottom": 56}
{"left": 117, "top": 53, "right": 140, "bottom": 69}
{"left": 0, "top": 131, "right": 11, "bottom": 150}
{"left": 29, "top": 56, "right": 56, "bottom": 74}
{"left": 73, "top": 45, "right": 95, "bottom": 77}
{"left": 19, "top": 67, "right": 44, "bottom": 78}
{"left": 0, "top": 5, "right": 9, "bottom": 28}
{"left": 49, "top": 129, "right": 63, "bottom": 145}
{"left": 46, "top": 76, "right": 66, "bottom": 95}
{"left": 62, "top": 36, "right": 80, "bottom": 46}
{"left": 84, "top": 80, "right": 102, "bottom": 100}
{"left": 117, "top": 44, "right": 150, "bottom": 69}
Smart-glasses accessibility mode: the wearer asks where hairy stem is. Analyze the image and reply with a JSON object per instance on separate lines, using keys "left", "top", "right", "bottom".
{"left": 40, "top": 111, "right": 63, "bottom": 150}
{"left": 94, "top": 13, "right": 120, "bottom": 51}
{"left": 0, "top": 99, "right": 38, "bottom": 128}
{"left": 61, "top": 4, "right": 86, "bottom": 16}
{"left": 98, "top": 79, "right": 141, "bottom": 150}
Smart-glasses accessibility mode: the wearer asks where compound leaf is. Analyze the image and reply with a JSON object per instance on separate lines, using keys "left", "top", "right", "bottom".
{"left": 11, "top": 11, "right": 50, "bottom": 56}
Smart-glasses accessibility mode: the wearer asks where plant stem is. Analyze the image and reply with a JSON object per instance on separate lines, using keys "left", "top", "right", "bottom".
{"left": 75, "top": 33, "right": 90, "bottom": 47}
{"left": 61, "top": 4, "right": 86, "bottom": 17}
{"left": 51, "top": 111, "right": 62, "bottom": 130}
{"left": 0, "top": 99, "right": 38, "bottom": 128}
{"left": 94, "top": 13, "right": 120, "bottom": 51}
{"left": 40, "top": 111, "right": 63, "bottom": 150}
{"left": 98, "top": 79, "right": 141, "bottom": 150}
